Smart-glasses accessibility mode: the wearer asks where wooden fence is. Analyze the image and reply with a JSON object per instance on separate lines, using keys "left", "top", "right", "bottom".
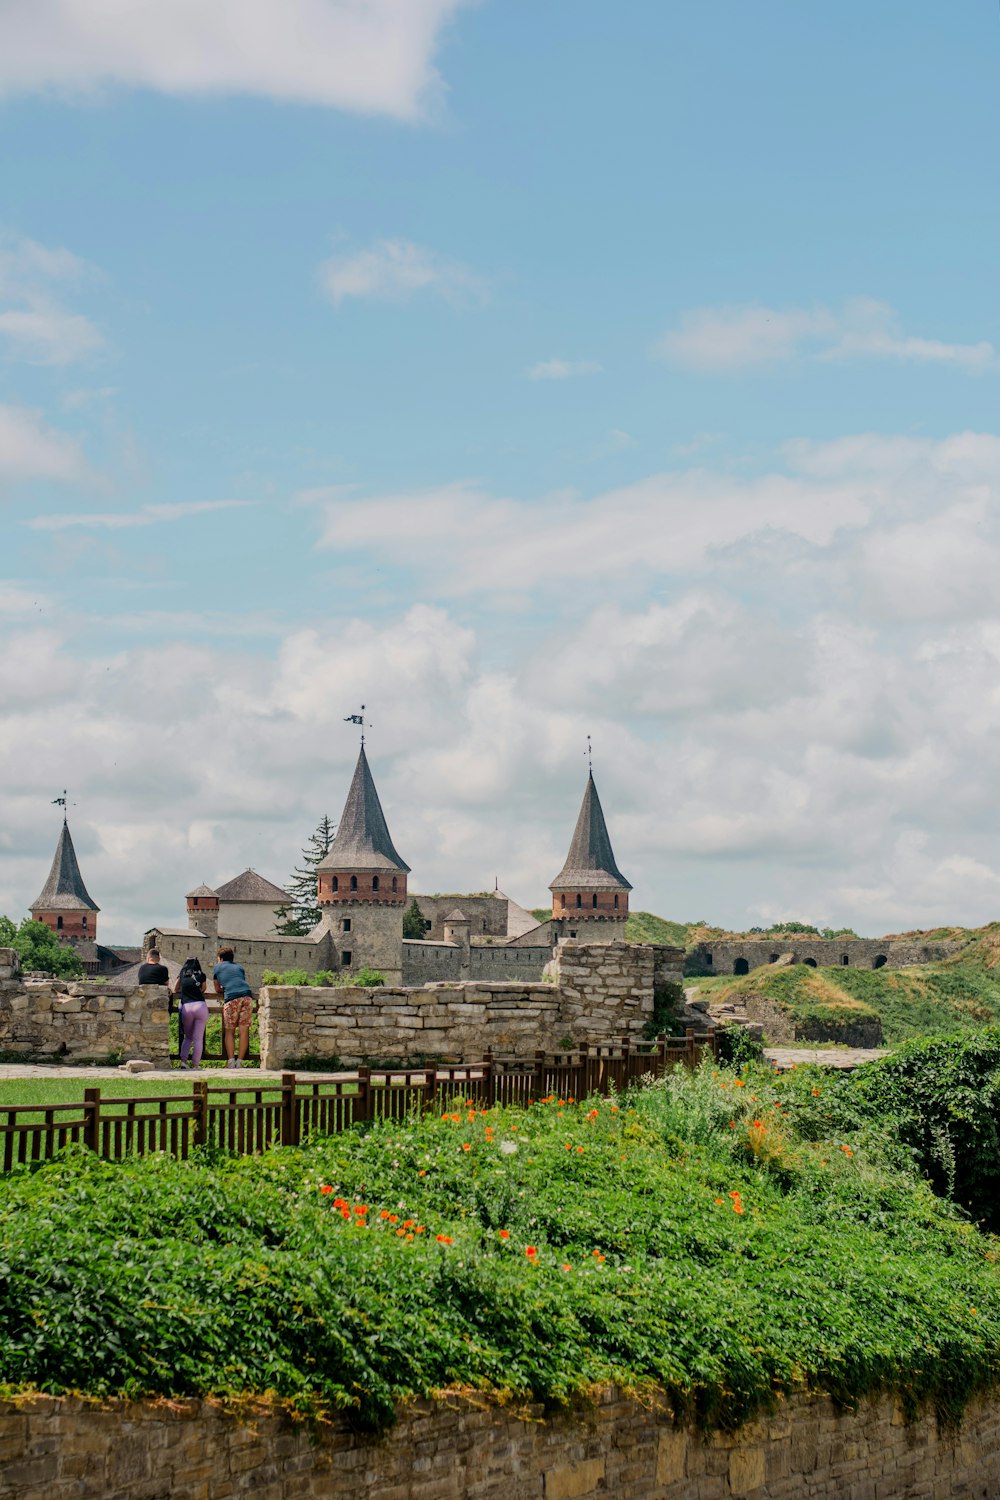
{"left": 0, "top": 1030, "right": 715, "bottom": 1171}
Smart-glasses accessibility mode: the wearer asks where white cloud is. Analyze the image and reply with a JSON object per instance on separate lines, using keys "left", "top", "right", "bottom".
{"left": 0, "top": 233, "right": 103, "bottom": 365}
{"left": 0, "top": 403, "right": 90, "bottom": 487}
{"left": 27, "top": 500, "right": 251, "bottom": 531}
{"left": 657, "top": 297, "right": 997, "bottom": 373}
{"left": 526, "top": 358, "right": 602, "bottom": 381}
{"left": 0, "top": 0, "right": 469, "bottom": 119}
{"left": 320, "top": 239, "right": 485, "bottom": 306}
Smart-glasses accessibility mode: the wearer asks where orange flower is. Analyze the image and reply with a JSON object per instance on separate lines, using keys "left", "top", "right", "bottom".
{"left": 415, "top": 1225, "right": 426, "bottom": 1234}
{"left": 732, "top": 1203, "right": 744, "bottom": 1215}
{"left": 812, "top": 1088, "right": 821, "bottom": 1096}
{"left": 355, "top": 1205, "right": 368, "bottom": 1216}
{"left": 564, "top": 1143, "right": 572, "bottom": 1151}
{"left": 379, "top": 1210, "right": 391, "bottom": 1220}
{"left": 403, "top": 1219, "right": 414, "bottom": 1228}
{"left": 319, "top": 1185, "right": 333, "bottom": 1195}
{"left": 388, "top": 1214, "right": 399, "bottom": 1223}
{"left": 499, "top": 1230, "right": 511, "bottom": 1240}
{"left": 728, "top": 1190, "right": 741, "bottom": 1200}
{"left": 561, "top": 1263, "right": 572, "bottom": 1272}
{"left": 592, "top": 1250, "right": 606, "bottom": 1262}
{"left": 462, "top": 1143, "right": 472, "bottom": 1152}
{"left": 752, "top": 1120, "right": 763, "bottom": 1129}
{"left": 715, "top": 1197, "right": 724, "bottom": 1205}
{"left": 396, "top": 1228, "right": 406, "bottom": 1237}
{"left": 610, "top": 1106, "right": 619, "bottom": 1114}
{"left": 729, "top": 1122, "right": 736, "bottom": 1129}
{"left": 576, "top": 1147, "right": 585, "bottom": 1154}
{"left": 418, "top": 1170, "right": 426, "bottom": 1177}
{"left": 841, "top": 1146, "right": 854, "bottom": 1156}
{"left": 436, "top": 1234, "right": 453, "bottom": 1244}
{"left": 525, "top": 1245, "right": 538, "bottom": 1258}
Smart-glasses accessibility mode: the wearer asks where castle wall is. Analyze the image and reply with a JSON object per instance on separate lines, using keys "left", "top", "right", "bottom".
{"left": 5, "top": 1385, "right": 997, "bottom": 1500}
{"left": 401, "top": 939, "right": 462, "bottom": 984}
{"left": 687, "top": 937, "right": 964, "bottom": 977}
{"left": 259, "top": 942, "right": 682, "bottom": 1067}
{"left": 321, "top": 904, "right": 403, "bottom": 985}
{"left": 144, "top": 928, "right": 336, "bottom": 990}
{"left": 409, "top": 893, "right": 512, "bottom": 941}
{"left": 215, "top": 900, "right": 283, "bottom": 939}
{"left": 0, "top": 950, "right": 169, "bottom": 1064}
{"left": 468, "top": 945, "right": 553, "bottom": 981}
{"left": 552, "top": 914, "right": 627, "bottom": 945}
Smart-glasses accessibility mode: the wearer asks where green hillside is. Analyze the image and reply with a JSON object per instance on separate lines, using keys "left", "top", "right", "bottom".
{"left": 687, "top": 926, "right": 1000, "bottom": 1044}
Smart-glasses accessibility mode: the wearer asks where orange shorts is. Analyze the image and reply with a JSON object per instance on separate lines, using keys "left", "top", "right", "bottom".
{"left": 223, "top": 994, "right": 253, "bottom": 1029}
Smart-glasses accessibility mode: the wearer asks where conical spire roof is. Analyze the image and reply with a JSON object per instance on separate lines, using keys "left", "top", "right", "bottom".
{"left": 317, "top": 746, "right": 410, "bottom": 875}
{"left": 549, "top": 772, "right": 632, "bottom": 892}
{"left": 30, "top": 819, "right": 100, "bottom": 913}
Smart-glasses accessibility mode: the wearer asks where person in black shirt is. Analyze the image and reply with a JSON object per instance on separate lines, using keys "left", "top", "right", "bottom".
{"left": 137, "top": 948, "right": 169, "bottom": 986}
{"left": 172, "top": 957, "right": 208, "bottom": 1069}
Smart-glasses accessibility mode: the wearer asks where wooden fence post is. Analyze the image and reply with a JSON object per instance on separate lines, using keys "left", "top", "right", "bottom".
{"left": 685, "top": 1027, "right": 696, "bottom": 1067}
{"left": 83, "top": 1087, "right": 100, "bottom": 1154}
{"left": 532, "top": 1049, "right": 546, "bottom": 1103}
{"left": 281, "top": 1072, "right": 299, "bottom": 1147}
{"left": 193, "top": 1079, "right": 209, "bottom": 1148}
{"left": 356, "top": 1066, "right": 372, "bottom": 1122}
{"left": 485, "top": 1047, "right": 497, "bottom": 1108}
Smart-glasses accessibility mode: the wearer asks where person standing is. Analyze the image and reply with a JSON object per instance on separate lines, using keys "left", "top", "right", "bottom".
{"left": 212, "top": 947, "right": 253, "bottom": 1069}
{"left": 137, "top": 948, "right": 169, "bottom": 986}
{"left": 173, "top": 957, "right": 208, "bottom": 1070}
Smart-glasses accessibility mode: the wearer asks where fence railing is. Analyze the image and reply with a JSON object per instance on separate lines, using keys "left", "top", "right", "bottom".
{"left": 0, "top": 1030, "right": 715, "bottom": 1171}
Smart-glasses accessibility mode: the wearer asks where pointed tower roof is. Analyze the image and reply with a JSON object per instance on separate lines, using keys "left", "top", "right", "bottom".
{"left": 186, "top": 883, "right": 218, "bottom": 900}
{"left": 317, "top": 746, "right": 410, "bottom": 875}
{"left": 30, "top": 819, "right": 100, "bottom": 913}
{"left": 549, "top": 772, "right": 632, "bottom": 892}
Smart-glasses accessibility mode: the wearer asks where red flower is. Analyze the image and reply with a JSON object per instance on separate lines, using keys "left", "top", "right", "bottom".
{"left": 436, "top": 1234, "right": 453, "bottom": 1244}
{"left": 319, "top": 1185, "right": 333, "bottom": 1195}
{"left": 499, "top": 1230, "right": 510, "bottom": 1240}
{"left": 525, "top": 1245, "right": 538, "bottom": 1257}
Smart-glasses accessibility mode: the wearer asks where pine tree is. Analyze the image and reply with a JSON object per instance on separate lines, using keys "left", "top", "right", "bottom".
{"left": 275, "top": 816, "right": 336, "bottom": 935}
{"left": 402, "top": 896, "right": 427, "bottom": 940}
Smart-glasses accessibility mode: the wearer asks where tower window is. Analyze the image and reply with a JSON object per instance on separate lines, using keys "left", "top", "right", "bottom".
{"left": 342, "top": 918, "right": 351, "bottom": 933}
{"left": 372, "top": 875, "right": 379, "bottom": 893}
{"left": 592, "top": 894, "right": 598, "bottom": 908}
{"left": 614, "top": 894, "right": 619, "bottom": 909}
{"left": 57, "top": 916, "right": 63, "bottom": 930}
{"left": 350, "top": 876, "right": 358, "bottom": 892}
{"left": 560, "top": 894, "right": 566, "bottom": 910}
{"left": 392, "top": 876, "right": 397, "bottom": 893}
{"left": 342, "top": 951, "right": 352, "bottom": 966}
{"left": 82, "top": 915, "right": 88, "bottom": 928}
{"left": 576, "top": 894, "right": 582, "bottom": 909}
{"left": 332, "top": 876, "right": 339, "bottom": 893}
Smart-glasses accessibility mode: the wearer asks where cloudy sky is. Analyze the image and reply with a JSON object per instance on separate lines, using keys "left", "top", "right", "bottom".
{"left": 2, "top": 1, "right": 1000, "bottom": 941}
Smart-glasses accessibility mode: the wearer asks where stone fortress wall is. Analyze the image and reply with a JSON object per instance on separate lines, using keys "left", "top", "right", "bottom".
{"left": 259, "top": 941, "right": 683, "bottom": 1068}
{"left": 686, "top": 935, "right": 963, "bottom": 977}
{"left": 0, "top": 948, "right": 169, "bottom": 1065}
{"left": 2, "top": 1385, "right": 999, "bottom": 1500}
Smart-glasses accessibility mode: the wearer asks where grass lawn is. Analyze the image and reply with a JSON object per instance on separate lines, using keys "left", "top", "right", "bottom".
{"left": 0, "top": 1072, "right": 278, "bottom": 1110}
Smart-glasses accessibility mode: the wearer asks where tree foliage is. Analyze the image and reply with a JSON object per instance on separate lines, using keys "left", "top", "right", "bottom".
{"left": 275, "top": 816, "right": 336, "bottom": 935}
{"left": 0, "top": 916, "right": 84, "bottom": 978}
{"left": 402, "top": 897, "right": 427, "bottom": 940}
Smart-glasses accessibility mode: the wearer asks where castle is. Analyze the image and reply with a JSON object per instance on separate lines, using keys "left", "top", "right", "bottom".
{"left": 135, "top": 746, "right": 632, "bottom": 987}
{"left": 27, "top": 816, "right": 139, "bottom": 977}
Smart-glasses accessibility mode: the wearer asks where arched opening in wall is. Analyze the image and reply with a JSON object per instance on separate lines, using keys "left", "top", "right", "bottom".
{"left": 841, "top": 955, "right": 850, "bottom": 966}
{"left": 332, "top": 877, "right": 339, "bottom": 893}
{"left": 769, "top": 954, "right": 779, "bottom": 963}
{"left": 592, "top": 894, "right": 598, "bottom": 908}
{"left": 576, "top": 894, "right": 582, "bottom": 909}
{"left": 614, "top": 894, "right": 619, "bottom": 909}
{"left": 350, "top": 876, "right": 358, "bottom": 892}
{"left": 803, "top": 958, "right": 817, "bottom": 968}
{"left": 872, "top": 954, "right": 887, "bottom": 969}
{"left": 560, "top": 895, "right": 566, "bottom": 909}
{"left": 56, "top": 916, "right": 63, "bottom": 931}
{"left": 392, "top": 877, "right": 397, "bottom": 893}
{"left": 733, "top": 958, "right": 750, "bottom": 976}
{"left": 372, "top": 876, "right": 380, "bottom": 893}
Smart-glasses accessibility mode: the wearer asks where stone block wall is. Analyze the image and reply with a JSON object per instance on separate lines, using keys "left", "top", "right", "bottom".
{"left": 259, "top": 943, "right": 680, "bottom": 1068}
{"left": 0, "top": 966, "right": 170, "bottom": 1064}
{"left": 686, "top": 936, "right": 963, "bottom": 978}
{"left": 2, "top": 1386, "right": 1000, "bottom": 1500}
{"left": 468, "top": 945, "right": 552, "bottom": 981}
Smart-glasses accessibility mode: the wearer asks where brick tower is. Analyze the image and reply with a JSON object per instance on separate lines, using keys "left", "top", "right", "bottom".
{"left": 30, "top": 816, "right": 100, "bottom": 945}
{"left": 316, "top": 746, "right": 409, "bottom": 983}
{"left": 549, "top": 770, "right": 631, "bottom": 943}
{"left": 186, "top": 883, "right": 220, "bottom": 937}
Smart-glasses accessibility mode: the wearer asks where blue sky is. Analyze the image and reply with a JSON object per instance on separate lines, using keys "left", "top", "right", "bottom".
{"left": 3, "top": 1, "right": 1000, "bottom": 940}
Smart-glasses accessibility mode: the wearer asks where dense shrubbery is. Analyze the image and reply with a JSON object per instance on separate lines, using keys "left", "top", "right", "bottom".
{"left": 261, "top": 968, "right": 385, "bottom": 987}
{"left": 0, "top": 916, "right": 84, "bottom": 978}
{"left": 2, "top": 1053, "right": 1000, "bottom": 1430}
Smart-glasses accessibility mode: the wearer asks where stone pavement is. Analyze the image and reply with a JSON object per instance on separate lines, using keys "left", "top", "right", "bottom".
{"left": 765, "top": 1046, "right": 887, "bottom": 1071}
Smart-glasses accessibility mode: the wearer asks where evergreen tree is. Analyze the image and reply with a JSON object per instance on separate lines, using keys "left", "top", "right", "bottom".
{"left": 275, "top": 816, "right": 336, "bottom": 935}
{"left": 402, "top": 896, "right": 427, "bottom": 940}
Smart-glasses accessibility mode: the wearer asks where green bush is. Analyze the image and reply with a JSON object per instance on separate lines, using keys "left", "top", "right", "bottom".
{"left": 3, "top": 1056, "right": 1000, "bottom": 1431}
{"left": 715, "top": 1026, "right": 765, "bottom": 1067}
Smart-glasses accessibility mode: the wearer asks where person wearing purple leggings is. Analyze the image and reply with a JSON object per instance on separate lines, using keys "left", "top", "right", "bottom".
{"left": 173, "top": 957, "right": 208, "bottom": 1070}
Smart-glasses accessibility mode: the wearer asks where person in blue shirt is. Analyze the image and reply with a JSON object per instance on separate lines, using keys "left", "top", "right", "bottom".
{"left": 212, "top": 947, "right": 253, "bottom": 1069}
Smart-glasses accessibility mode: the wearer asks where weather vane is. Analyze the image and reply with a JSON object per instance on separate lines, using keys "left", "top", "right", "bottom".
{"left": 585, "top": 734, "right": 592, "bottom": 771}
{"left": 51, "top": 789, "right": 73, "bottom": 821}
{"left": 344, "top": 704, "right": 369, "bottom": 746}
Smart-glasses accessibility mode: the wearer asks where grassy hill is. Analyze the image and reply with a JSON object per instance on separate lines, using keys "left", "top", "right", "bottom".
{"left": 686, "top": 925, "right": 1000, "bottom": 1044}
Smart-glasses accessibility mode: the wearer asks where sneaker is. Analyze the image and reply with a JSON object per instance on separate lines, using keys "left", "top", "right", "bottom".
{"left": 226, "top": 1058, "right": 238, "bottom": 1069}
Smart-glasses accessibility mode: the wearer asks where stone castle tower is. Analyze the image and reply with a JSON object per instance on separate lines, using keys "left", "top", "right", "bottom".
{"left": 549, "top": 770, "right": 631, "bottom": 942}
{"left": 315, "top": 745, "right": 409, "bottom": 983}
{"left": 30, "top": 817, "right": 100, "bottom": 944}
{"left": 186, "top": 883, "right": 219, "bottom": 937}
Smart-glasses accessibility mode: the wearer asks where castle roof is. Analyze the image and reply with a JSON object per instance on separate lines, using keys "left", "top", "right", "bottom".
{"left": 549, "top": 771, "right": 632, "bottom": 893}
{"left": 444, "top": 908, "right": 468, "bottom": 922}
{"left": 30, "top": 820, "right": 100, "bottom": 913}
{"left": 317, "top": 746, "right": 410, "bottom": 875}
{"left": 214, "top": 869, "right": 288, "bottom": 903}
{"left": 186, "top": 883, "right": 218, "bottom": 900}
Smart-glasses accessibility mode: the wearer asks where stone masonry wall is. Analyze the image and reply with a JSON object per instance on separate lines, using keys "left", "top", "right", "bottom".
{"left": 686, "top": 936, "right": 963, "bottom": 977}
{"left": 2, "top": 1386, "right": 999, "bottom": 1500}
{"left": 258, "top": 943, "right": 683, "bottom": 1068}
{"left": 0, "top": 950, "right": 169, "bottom": 1064}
